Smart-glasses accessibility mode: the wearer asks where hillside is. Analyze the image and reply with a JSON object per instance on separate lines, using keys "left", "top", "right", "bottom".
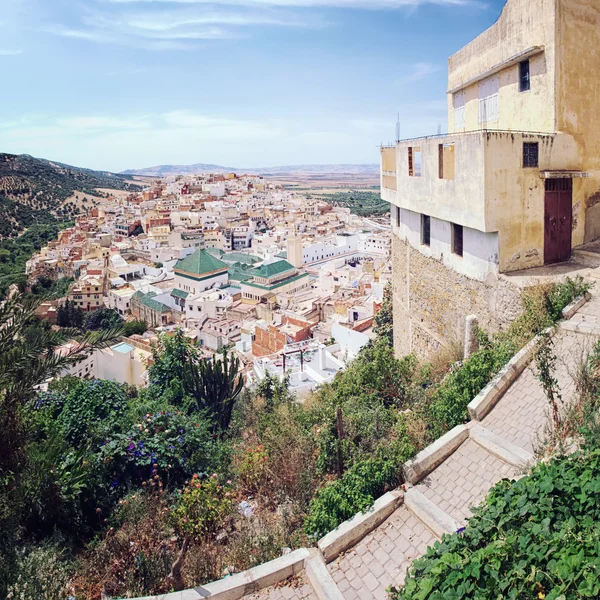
{"left": 0, "top": 154, "right": 140, "bottom": 238}
{"left": 122, "top": 162, "right": 380, "bottom": 178}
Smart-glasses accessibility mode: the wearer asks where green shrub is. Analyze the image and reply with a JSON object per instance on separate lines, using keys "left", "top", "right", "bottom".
{"left": 304, "top": 442, "right": 413, "bottom": 538}
{"left": 391, "top": 449, "right": 600, "bottom": 600}
{"left": 171, "top": 474, "right": 233, "bottom": 538}
{"left": 545, "top": 275, "right": 590, "bottom": 322}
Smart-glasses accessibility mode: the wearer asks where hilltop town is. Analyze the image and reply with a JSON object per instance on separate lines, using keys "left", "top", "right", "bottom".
{"left": 25, "top": 172, "right": 391, "bottom": 392}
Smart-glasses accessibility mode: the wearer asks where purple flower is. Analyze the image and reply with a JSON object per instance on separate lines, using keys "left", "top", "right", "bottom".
{"left": 128, "top": 443, "right": 135, "bottom": 451}
{"left": 111, "top": 478, "right": 119, "bottom": 488}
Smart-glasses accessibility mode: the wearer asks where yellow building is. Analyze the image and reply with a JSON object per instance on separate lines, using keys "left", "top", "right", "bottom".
{"left": 68, "top": 278, "right": 104, "bottom": 312}
{"left": 382, "top": 0, "right": 600, "bottom": 357}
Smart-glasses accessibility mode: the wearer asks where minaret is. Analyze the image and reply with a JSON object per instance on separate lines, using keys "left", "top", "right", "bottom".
{"left": 286, "top": 227, "right": 303, "bottom": 268}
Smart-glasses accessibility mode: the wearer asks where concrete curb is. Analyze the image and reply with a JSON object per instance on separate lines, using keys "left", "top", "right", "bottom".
{"left": 403, "top": 424, "right": 469, "bottom": 485}
{"left": 469, "top": 424, "right": 534, "bottom": 467}
{"left": 468, "top": 326, "right": 556, "bottom": 421}
{"left": 317, "top": 489, "right": 404, "bottom": 563}
{"left": 305, "top": 549, "right": 345, "bottom": 600}
{"left": 404, "top": 487, "right": 459, "bottom": 539}
{"left": 134, "top": 549, "right": 310, "bottom": 600}
{"left": 561, "top": 293, "right": 591, "bottom": 320}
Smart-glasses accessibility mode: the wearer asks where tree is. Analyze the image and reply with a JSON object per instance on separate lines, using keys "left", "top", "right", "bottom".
{"left": 56, "top": 299, "right": 84, "bottom": 328}
{"left": 83, "top": 308, "right": 123, "bottom": 331}
{"left": 373, "top": 282, "right": 393, "bottom": 347}
{"left": 0, "top": 294, "right": 121, "bottom": 591}
{"left": 122, "top": 320, "right": 147, "bottom": 337}
{"left": 148, "top": 331, "right": 244, "bottom": 434}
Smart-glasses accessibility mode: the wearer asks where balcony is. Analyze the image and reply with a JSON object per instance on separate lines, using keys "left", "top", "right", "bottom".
{"left": 381, "top": 130, "right": 581, "bottom": 233}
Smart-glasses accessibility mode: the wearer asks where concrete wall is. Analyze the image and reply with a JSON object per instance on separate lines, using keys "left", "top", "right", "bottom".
{"left": 394, "top": 207, "right": 499, "bottom": 282}
{"left": 391, "top": 235, "right": 522, "bottom": 359}
{"left": 447, "top": 0, "right": 557, "bottom": 134}
{"left": 483, "top": 131, "right": 581, "bottom": 271}
{"left": 556, "top": 0, "right": 600, "bottom": 244}
{"left": 387, "top": 133, "right": 487, "bottom": 232}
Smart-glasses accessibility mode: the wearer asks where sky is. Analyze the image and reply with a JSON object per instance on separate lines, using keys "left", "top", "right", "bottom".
{"left": 0, "top": 0, "right": 506, "bottom": 172}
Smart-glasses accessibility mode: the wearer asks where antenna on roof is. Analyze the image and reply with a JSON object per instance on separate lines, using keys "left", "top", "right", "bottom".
{"left": 437, "top": 123, "right": 442, "bottom": 135}
{"left": 395, "top": 114, "right": 401, "bottom": 143}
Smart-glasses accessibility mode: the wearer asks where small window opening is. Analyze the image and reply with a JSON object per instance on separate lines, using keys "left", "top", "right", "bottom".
{"left": 408, "top": 146, "right": 421, "bottom": 177}
{"left": 523, "top": 142, "right": 539, "bottom": 168}
{"left": 451, "top": 223, "right": 463, "bottom": 257}
{"left": 421, "top": 215, "right": 431, "bottom": 247}
{"left": 396, "top": 207, "right": 401, "bottom": 228}
{"left": 519, "top": 59, "right": 530, "bottom": 92}
{"left": 438, "top": 143, "right": 455, "bottom": 180}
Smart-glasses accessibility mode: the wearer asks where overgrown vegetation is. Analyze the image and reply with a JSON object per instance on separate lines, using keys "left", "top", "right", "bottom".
{"left": 391, "top": 334, "right": 600, "bottom": 600}
{"left": 0, "top": 277, "right": 590, "bottom": 598}
{"left": 307, "top": 190, "right": 389, "bottom": 217}
{"left": 0, "top": 223, "right": 73, "bottom": 299}
{"left": 0, "top": 153, "right": 141, "bottom": 238}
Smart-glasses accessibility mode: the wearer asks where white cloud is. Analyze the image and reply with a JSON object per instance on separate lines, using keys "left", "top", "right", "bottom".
{"left": 0, "top": 49, "right": 22, "bottom": 55}
{"left": 56, "top": 116, "right": 152, "bottom": 131}
{"left": 398, "top": 62, "right": 440, "bottom": 83}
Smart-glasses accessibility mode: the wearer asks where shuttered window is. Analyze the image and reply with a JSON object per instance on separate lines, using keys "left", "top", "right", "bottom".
{"left": 453, "top": 91, "right": 465, "bottom": 130}
{"left": 478, "top": 76, "right": 499, "bottom": 124}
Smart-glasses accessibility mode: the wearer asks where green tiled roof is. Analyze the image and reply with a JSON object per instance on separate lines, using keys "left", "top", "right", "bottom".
{"left": 205, "top": 248, "right": 225, "bottom": 257}
{"left": 132, "top": 291, "right": 170, "bottom": 313}
{"left": 171, "top": 288, "right": 189, "bottom": 299}
{"left": 175, "top": 249, "right": 228, "bottom": 277}
{"left": 242, "top": 272, "right": 309, "bottom": 291}
{"left": 250, "top": 260, "right": 295, "bottom": 279}
{"left": 222, "top": 252, "right": 262, "bottom": 265}
{"left": 228, "top": 264, "right": 255, "bottom": 283}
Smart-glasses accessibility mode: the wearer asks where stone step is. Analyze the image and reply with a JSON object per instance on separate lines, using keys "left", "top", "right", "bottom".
{"left": 403, "top": 486, "right": 459, "bottom": 539}
{"left": 413, "top": 438, "right": 518, "bottom": 527}
{"left": 469, "top": 424, "right": 534, "bottom": 468}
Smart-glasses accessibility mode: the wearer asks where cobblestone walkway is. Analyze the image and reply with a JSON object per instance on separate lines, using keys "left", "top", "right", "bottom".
{"left": 329, "top": 504, "right": 436, "bottom": 600}
{"left": 482, "top": 328, "right": 592, "bottom": 453}
{"left": 244, "top": 574, "right": 316, "bottom": 600}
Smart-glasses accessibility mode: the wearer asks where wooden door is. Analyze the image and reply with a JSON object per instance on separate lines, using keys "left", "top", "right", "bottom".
{"left": 544, "top": 178, "right": 572, "bottom": 264}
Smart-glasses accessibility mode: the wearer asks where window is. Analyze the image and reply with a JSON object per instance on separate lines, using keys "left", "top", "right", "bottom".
{"left": 519, "top": 59, "right": 530, "bottom": 92}
{"left": 408, "top": 147, "right": 421, "bottom": 176}
{"left": 396, "top": 207, "right": 401, "bottom": 228}
{"left": 438, "top": 143, "right": 455, "bottom": 180}
{"left": 451, "top": 223, "right": 463, "bottom": 257}
{"left": 478, "top": 76, "right": 499, "bottom": 124}
{"left": 453, "top": 91, "right": 465, "bottom": 130}
{"left": 421, "top": 215, "right": 431, "bottom": 247}
{"left": 523, "top": 142, "right": 539, "bottom": 168}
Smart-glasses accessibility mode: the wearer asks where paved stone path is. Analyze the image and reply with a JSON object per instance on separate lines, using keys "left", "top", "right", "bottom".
{"left": 240, "top": 290, "right": 600, "bottom": 600}
{"left": 245, "top": 574, "right": 316, "bottom": 600}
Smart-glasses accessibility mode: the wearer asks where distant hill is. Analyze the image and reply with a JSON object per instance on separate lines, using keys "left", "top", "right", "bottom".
{"left": 0, "top": 154, "right": 140, "bottom": 238}
{"left": 122, "top": 163, "right": 380, "bottom": 178}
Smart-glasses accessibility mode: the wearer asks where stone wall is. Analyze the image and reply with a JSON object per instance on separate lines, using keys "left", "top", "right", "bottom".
{"left": 392, "top": 235, "right": 523, "bottom": 359}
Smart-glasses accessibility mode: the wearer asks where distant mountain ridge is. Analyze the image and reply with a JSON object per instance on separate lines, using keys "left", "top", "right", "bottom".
{"left": 122, "top": 163, "right": 380, "bottom": 178}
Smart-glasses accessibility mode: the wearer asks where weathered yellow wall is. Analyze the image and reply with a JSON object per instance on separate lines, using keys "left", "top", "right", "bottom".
{"left": 447, "top": 0, "right": 557, "bottom": 134}
{"left": 381, "top": 147, "right": 396, "bottom": 172}
{"left": 484, "top": 131, "right": 580, "bottom": 272}
{"left": 556, "top": 0, "right": 600, "bottom": 245}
